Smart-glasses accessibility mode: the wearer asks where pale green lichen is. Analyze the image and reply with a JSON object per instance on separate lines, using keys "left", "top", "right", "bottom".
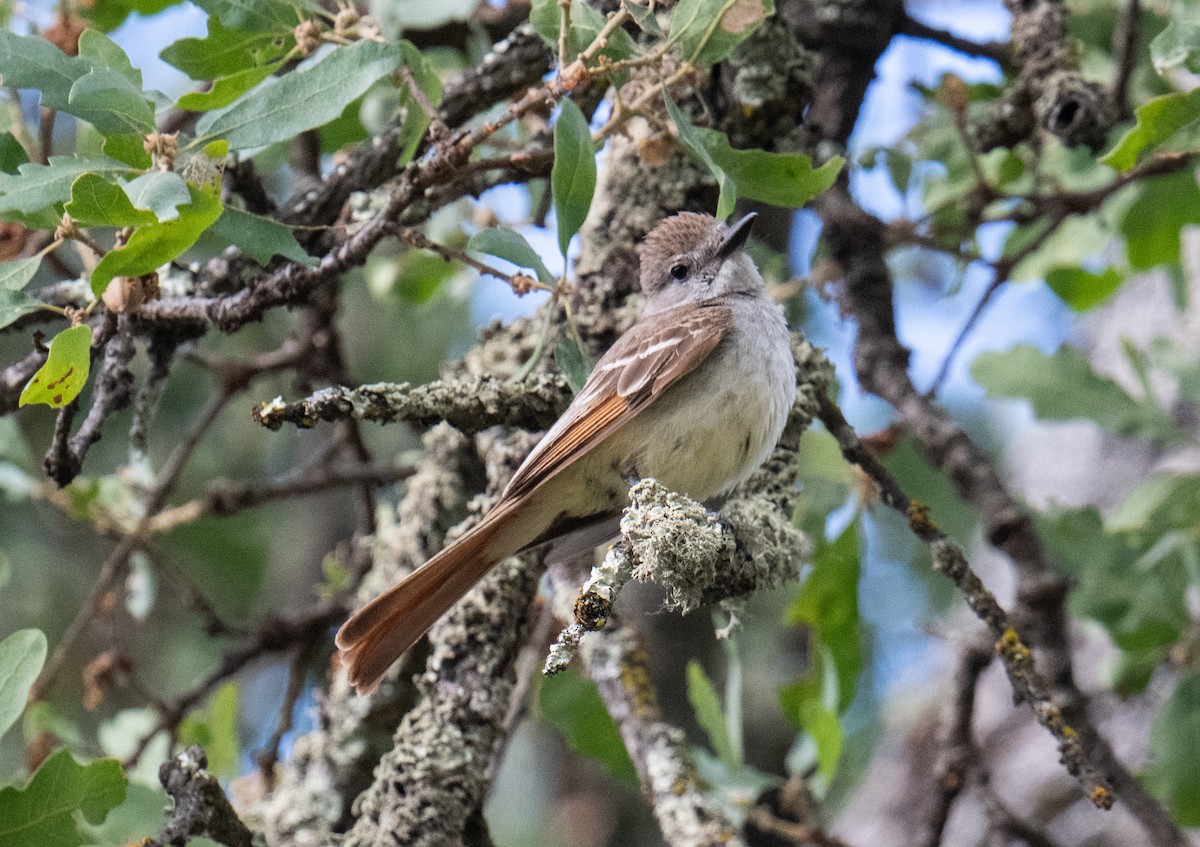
{"left": 719, "top": 493, "right": 811, "bottom": 593}
{"left": 622, "top": 479, "right": 736, "bottom": 614}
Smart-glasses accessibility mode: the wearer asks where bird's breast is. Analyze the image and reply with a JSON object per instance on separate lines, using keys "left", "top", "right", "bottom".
{"left": 576, "top": 304, "right": 795, "bottom": 505}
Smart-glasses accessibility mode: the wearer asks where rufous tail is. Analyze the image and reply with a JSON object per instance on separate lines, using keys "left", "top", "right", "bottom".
{"left": 335, "top": 500, "right": 533, "bottom": 694}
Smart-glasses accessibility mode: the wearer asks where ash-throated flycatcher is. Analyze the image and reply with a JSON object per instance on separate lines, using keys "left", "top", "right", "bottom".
{"left": 337, "top": 211, "right": 797, "bottom": 693}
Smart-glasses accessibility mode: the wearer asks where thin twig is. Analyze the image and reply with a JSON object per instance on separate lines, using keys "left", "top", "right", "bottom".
{"left": 398, "top": 226, "right": 550, "bottom": 294}
{"left": 31, "top": 389, "right": 234, "bottom": 702}
{"left": 921, "top": 639, "right": 993, "bottom": 847}
{"left": 557, "top": 0, "right": 571, "bottom": 70}
{"left": 124, "top": 604, "right": 344, "bottom": 768}
{"left": 148, "top": 459, "right": 416, "bottom": 532}
{"left": 1112, "top": 0, "right": 1142, "bottom": 121}
{"left": 400, "top": 65, "right": 450, "bottom": 142}
{"left": 898, "top": 13, "right": 1011, "bottom": 67}
{"left": 257, "top": 640, "right": 317, "bottom": 788}
{"left": 925, "top": 210, "right": 1064, "bottom": 394}
{"left": 816, "top": 389, "right": 1115, "bottom": 809}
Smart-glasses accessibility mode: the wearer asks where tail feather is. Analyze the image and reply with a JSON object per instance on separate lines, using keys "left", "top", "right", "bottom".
{"left": 336, "top": 500, "right": 530, "bottom": 694}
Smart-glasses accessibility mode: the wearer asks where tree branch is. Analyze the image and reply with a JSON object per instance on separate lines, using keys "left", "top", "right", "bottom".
{"left": 897, "top": 13, "right": 1011, "bottom": 66}
{"left": 815, "top": 388, "right": 1115, "bottom": 809}
{"left": 148, "top": 746, "right": 255, "bottom": 847}
{"left": 252, "top": 373, "right": 570, "bottom": 434}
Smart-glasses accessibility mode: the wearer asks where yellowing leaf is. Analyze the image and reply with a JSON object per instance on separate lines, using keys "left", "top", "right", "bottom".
{"left": 20, "top": 325, "right": 93, "bottom": 409}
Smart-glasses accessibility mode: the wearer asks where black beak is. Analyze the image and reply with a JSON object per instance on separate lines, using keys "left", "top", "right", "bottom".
{"left": 716, "top": 212, "right": 757, "bottom": 259}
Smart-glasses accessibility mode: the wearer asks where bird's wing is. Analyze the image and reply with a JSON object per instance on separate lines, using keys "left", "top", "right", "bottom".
{"left": 503, "top": 300, "right": 733, "bottom": 500}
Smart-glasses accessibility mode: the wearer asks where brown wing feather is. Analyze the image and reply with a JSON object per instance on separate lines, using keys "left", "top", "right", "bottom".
{"left": 503, "top": 301, "right": 732, "bottom": 499}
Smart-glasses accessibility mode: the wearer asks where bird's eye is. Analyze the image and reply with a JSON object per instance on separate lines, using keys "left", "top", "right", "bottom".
{"left": 669, "top": 263, "right": 688, "bottom": 281}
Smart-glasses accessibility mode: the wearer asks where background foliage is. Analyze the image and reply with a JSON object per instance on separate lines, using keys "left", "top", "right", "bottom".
{"left": 0, "top": 0, "right": 1199, "bottom": 844}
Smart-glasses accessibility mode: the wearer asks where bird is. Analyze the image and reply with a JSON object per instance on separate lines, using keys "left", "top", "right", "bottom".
{"left": 336, "top": 211, "right": 797, "bottom": 693}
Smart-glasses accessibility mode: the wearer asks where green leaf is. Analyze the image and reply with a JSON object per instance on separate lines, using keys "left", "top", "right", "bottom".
{"left": 0, "top": 30, "right": 88, "bottom": 112}
{"left": 664, "top": 93, "right": 736, "bottom": 219}
{"left": 82, "top": 0, "right": 183, "bottom": 32}
{"left": 777, "top": 646, "right": 843, "bottom": 785}
{"left": 160, "top": 16, "right": 290, "bottom": 79}
{"left": 1044, "top": 266, "right": 1123, "bottom": 311}
{"left": 1038, "top": 506, "right": 1188, "bottom": 651}
{"left": 554, "top": 330, "right": 590, "bottom": 394}
{"left": 368, "top": 247, "right": 457, "bottom": 304}
{"left": 666, "top": 97, "right": 841, "bottom": 216}
{"left": 0, "top": 157, "right": 131, "bottom": 217}
{"left": 467, "top": 227, "right": 554, "bottom": 285}
{"left": 1107, "top": 473, "right": 1200, "bottom": 533}
{"left": 798, "top": 699, "right": 842, "bottom": 782}
{"left": 20, "top": 325, "right": 93, "bottom": 409}
{"left": 552, "top": 99, "right": 597, "bottom": 256}
{"left": 176, "top": 64, "right": 277, "bottom": 111}
{"left": 90, "top": 187, "right": 223, "bottom": 296}
{"left": 530, "top": 0, "right": 637, "bottom": 62}
{"left": 1112, "top": 648, "right": 1161, "bottom": 697}
{"left": 786, "top": 523, "right": 861, "bottom": 711}
{"left": 22, "top": 703, "right": 85, "bottom": 758}
{"left": 196, "top": 41, "right": 404, "bottom": 151}
{"left": 192, "top": 0, "right": 317, "bottom": 33}
{"left": 0, "top": 629, "right": 46, "bottom": 740}
{"left": 670, "top": 0, "right": 774, "bottom": 66}
{"left": 0, "top": 291, "right": 47, "bottom": 330}
{"left": 177, "top": 681, "right": 239, "bottom": 778}
{"left": 65, "top": 174, "right": 156, "bottom": 227}
{"left": 686, "top": 660, "right": 738, "bottom": 771}
{"left": 625, "top": 0, "right": 664, "bottom": 36}
{"left": 209, "top": 207, "right": 317, "bottom": 267}
{"left": 77, "top": 30, "right": 142, "bottom": 88}
{"left": 697, "top": 130, "right": 843, "bottom": 208}
{"left": 375, "top": 0, "right": 480, "bottom": 31}
{"left": 78, "top": 784, "right": 171, "bottom": 846}
{"left": 0, "top": 31, "right": 153, "bottom": 139}
{"left": 1009, "top": 215, "right": 1107, "bottom": 283}
{"left": 1100, "top": 89, "right": 1200, "bottom": 172}
{"left": 0, "top": 749, "right": 125, "bottom": 847}
{"left": 0, "top": 256, "right": 43, "bottom": 291}
{"left": 121, "top": 171, "right": 191, "bottom": 222}
{"left": 102, "top": 134, "right": 153, "bottom": 169}
{"left": 0, "top": 133, "right": 29, "bottom": 175}
{"left": 95, "top": 708, "right": 167, "bottom": 788}
{"left": 320, "top": 95, "right": 369, "bottom": 153}
{"left": 539, "top": 668, "right": 637, "bottom": 784}
{"left": 971, "top": 344, "right": 1177, "bottom": 440}
{"left": 67, "top": 69, "right": 155, "bottom": 137}
{"left": 861, "top": 146, "right": 912, "bottom": 195}
{"left": 1146, "top": 672, "right": 1200, "bottom": 825}
{"left": 1119, "top": 172, "right": 1200, "bottom": 270}
{"left": 1151, "top": 21, "right": 1200, "bottom": 75}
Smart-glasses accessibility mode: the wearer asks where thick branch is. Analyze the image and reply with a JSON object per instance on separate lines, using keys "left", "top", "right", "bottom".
{"left": 150, "top": 746, "right": 255, "bottom": 847}
{"left": 588, "top": 625, "right": 744, "bottom": 847}
{"left": 975, "top": 0, "right": 1115, "bottom": 150}
{"left": 256, "top": 426, "right": 482, "bottom": 845}
{"left": 340, "top": 474, "right": 541, "bottom": 846}
{"left": 252, "top": 373, "right": 570, "bottom": 434}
